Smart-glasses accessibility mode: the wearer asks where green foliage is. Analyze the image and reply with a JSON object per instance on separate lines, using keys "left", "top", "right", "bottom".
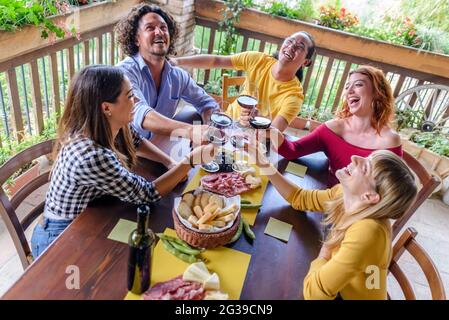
{"left": 259, "top": 0, "right": 316, "bottom": 22}
{"left": 348, "top": 24, "right": 402, "bottom": 44}
{"left": 0, "top": 112, "right": 58, "bottom": 168}
{"left": 318, "top": 4, "right": 359, "bottom": 30}
{"left": 0, "top": 0, "right": 62, "bottom": 38}
{"left": 204, "top": 78, "right": 222, "bottom": 96}
{"left": 413, "top": 25, "right": 449, "bottom": 55}
{"left": 315, "top": 107, "right": 334, "bottom": 122}
{"left": 0, "top": 0, "right": 100, "bottom": 40}
{"left": 400, "top": 0, "right": 449, "bottom": 33}
{"left": 218, "top": 0, "right": 253, "bottom": 55}
{"left": 299, "top": 103, "right": 315, "bottom": 119}
{"left": 411, "top": 131, "right": 449, "bottom": 157}
{"left": 395, "top": 108, "right": 424, "bottom": 131}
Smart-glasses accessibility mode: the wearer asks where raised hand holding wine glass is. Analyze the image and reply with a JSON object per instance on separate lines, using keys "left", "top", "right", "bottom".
{"left": 236, "top": 82, "right": 258, "bottom": 127}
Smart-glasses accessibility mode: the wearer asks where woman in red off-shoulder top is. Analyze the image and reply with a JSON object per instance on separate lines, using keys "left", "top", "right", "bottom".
{"left": 268, "top": 65, "right": 403, "bottom": 186}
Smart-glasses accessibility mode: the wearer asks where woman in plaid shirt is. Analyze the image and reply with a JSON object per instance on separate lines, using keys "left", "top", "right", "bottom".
{"left": 31, "top": 65, "right": 214, "bottom": 258}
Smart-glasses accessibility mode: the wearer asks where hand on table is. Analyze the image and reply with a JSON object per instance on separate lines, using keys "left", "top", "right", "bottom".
{"left": 189, "top": 143, "right": 217, "bottom": 166}
{"left": 189, "top": 124, "right": 210, "bottom": 149}
{"left": 254, "top": 126, "right": 284, "bottom": 150}
{"left": 246, "top": 133, "right": 271, "bottom": 168}
{"left": 166, "top": 160, "right": 188, "bottom": 182}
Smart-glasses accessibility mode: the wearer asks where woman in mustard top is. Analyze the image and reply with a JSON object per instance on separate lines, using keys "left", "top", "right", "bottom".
{"left": 171, "top": 31, "right": 316, "bottom": 132}
{"left": 250, "top": 145, "right": 417, "bottom": 300}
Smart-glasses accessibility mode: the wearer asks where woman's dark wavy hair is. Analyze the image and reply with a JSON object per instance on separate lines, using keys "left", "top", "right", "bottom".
{"left": 55, "top": 65, "right": 137, "bottom": 170}
{"left": 273, "top": 31, "right": 316, "bottom": 82}
{"left": 115, "top": 3, "right": 179, "bottom": 57}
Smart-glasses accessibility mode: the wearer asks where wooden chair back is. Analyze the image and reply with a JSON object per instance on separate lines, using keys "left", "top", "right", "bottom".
{"left": 221, "top": 74, "right": 246, "bottom": 111}
{"left": 389, "top": 227, "right": 446, "bottom": 300}
{"left": 392, "top": 150, "right": 441, "bottom": 239}
{"left": 0, "top": 139, "right": 55, "bottom": 269}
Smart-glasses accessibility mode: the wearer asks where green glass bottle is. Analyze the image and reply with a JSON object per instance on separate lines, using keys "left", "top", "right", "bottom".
{"left": 127, "top": 204, "right": 155, "bottom": 294}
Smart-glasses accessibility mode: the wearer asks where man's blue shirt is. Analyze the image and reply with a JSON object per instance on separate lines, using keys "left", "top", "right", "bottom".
{"left": 118, "top": 53, "right": 218, "bottom": 138}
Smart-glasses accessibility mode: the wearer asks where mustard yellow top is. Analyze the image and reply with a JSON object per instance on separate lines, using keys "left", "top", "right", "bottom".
{"left": 228, "top": 51, "right": 304, "bottom": 124}
{"left": 286, "top": 184, "right": 392, "bottom": 300}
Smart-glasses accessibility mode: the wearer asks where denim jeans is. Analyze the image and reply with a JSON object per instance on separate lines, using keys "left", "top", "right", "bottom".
{"left": 31, "top": 218, "right": 72, "bottom": 258}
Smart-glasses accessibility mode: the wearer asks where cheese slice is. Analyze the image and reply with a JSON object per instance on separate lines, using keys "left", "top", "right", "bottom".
{"left": 203, "top": 272, "right": 220, "bottom": 291}
{"left": 182, "top": 262, "right": 210, "bottom": 283}
{"left": 204, "top": 290, "right": 229, "bottom": 300}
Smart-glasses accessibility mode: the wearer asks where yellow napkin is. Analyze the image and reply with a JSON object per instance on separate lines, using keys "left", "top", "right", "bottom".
{"left": 124, "top": 228, "right": 251, "bottom": 300}
{"left": 183, "top": 165, "right": 269, "bottom": 226}
{"left": 264, "top": 217, "right": 293, "bottom": 242}
{"left": 107, "top": 219, "right": 135, "bottom": 244}
{"left": 285, "top": 162, "right": 308, "bottom": 178}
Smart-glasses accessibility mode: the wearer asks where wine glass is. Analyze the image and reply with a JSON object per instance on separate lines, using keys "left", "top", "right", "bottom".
{"left": 236, "top": 82, "right": 258, "bottom": 128}
{"left": 203, "top": 110, "right": 233, "bottom": 172}
{"left": 248, "top": 98, "right": 272, "bottom": 130}
{"left": 248, "top": 99, "right": 272, "bottom": 155}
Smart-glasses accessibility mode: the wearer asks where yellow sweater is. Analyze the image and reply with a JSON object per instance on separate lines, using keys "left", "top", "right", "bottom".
{"left": 286, "top": 185, "right": 392, "bottom": 300}
{"left": 228, "top": 51, "right": 304, "bottom": 124}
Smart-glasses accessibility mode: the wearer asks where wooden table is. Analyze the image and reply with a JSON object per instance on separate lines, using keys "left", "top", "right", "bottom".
{"left": 2, "top": 137, "right": 329, "bottom": 300}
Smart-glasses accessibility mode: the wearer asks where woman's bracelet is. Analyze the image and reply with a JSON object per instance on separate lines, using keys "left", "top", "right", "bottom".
{"left": 183, "top": 154, "right": 195, "bottom": 168}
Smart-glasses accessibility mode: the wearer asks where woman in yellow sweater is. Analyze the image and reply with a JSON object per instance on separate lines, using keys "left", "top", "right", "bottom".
{"left": 171, "top": 31, "right": 316, "bottom": 132}
{"left": 251, "top": 145, "right": 417, "bottom": 299}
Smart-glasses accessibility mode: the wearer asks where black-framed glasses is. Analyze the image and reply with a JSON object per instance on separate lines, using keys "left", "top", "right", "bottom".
{"left": 283, "top": 38, "right": 307, "bottom": 53}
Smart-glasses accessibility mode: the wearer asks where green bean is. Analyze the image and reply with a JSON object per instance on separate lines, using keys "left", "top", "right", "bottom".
{"left": 242, "top": 217, "right": 256, "bottom": 241}
{"left": 169, "top": 240, "right": 202, "bottom": 256}
{"left": 241, "top": 203, "right": 262, "bottom": 210}
{"left": 240, "top": 199, "right": 252, "bottom": 204}
{"left": 160, "top": 239, "right": 200, "bottom": 263}
{"left": 156, "top": 233, "right": 194, "bottom": 250}
{"left": 228, "top": 218, "right": 243, "bottom": 244}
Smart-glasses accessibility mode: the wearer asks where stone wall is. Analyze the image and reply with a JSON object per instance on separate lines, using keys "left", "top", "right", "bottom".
{"left": 146, "top": 0, "right": 196, "bottom": 56}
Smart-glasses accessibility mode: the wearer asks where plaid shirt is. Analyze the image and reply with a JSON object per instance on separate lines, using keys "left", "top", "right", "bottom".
{"left": 44, "top": 125, "right": 161, "bottom": 220}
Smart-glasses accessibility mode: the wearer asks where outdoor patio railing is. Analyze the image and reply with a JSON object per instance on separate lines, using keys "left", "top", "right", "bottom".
{"left": 1, "top": 0, "right": 449, "bottom": 147}
{"left": 193, "top": 0, "right": 449, "bottom": 123}
{"left": 0, "top": 23, "right": 123, "bottom": 146}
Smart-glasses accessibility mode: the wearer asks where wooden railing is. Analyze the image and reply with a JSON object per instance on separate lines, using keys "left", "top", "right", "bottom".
{"left": 0, "top": 1, "right": 141, "bottom": 146}
{"left": 193, "top": 0, "right": 449, "bottom": 121}
{"left": 0, "top": 26, "right": 120, "bottom": 143}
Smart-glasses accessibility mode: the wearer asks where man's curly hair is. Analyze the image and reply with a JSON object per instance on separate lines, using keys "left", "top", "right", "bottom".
{"left": 115, "top": 4, "right": 179, "bottom": 57}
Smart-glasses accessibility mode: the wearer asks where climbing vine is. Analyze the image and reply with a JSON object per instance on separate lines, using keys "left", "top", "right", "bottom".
{"left": 218, "top": 0, "right": 253, "bottom": 55}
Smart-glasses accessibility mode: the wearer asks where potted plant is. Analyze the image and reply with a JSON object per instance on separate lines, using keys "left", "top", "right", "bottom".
{"left": 3, "top": 161, "right": 41, "bottom": 197}
{"left": 0, "top": 0, "right": 141, "bottom": 64}
{"left": 1, "top": 113, "right": 57, "bottom": 197}
{"left": 203, "top": 78, "right": 224, "bottom": 108}
{"left": 289, "top": 104, "right": 315, "bottom": 130}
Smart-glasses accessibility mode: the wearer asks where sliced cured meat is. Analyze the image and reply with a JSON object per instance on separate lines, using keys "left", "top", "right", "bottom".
{"left": 143, "top": 276, "right": 206, "bottom": 300}
{"left": 201, "top": 175, "right": 219, "bottom": 183}
{"left": 200, "top": 172, "right": 251, "bottom": 197}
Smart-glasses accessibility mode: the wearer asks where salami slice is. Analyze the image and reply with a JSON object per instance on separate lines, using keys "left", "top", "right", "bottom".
{"left": 143, "top": 276, "right": 206, "bottom": 300}
{"left": 200, "top": 172, "right": 251, "bottom": 197}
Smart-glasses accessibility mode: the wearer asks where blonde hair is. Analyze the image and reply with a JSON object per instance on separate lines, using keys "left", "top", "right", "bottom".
{"left": 323, "top": 150, "right": 417, "bottom": 249}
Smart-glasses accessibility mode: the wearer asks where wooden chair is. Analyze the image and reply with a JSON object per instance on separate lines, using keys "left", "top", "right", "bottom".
{"left": 221, "top": 74, "right": 245, "bottom": 111}
{"left": 392, "top": 150, "right": 441, "bottom": 239}
{"left": 0, "top": 139, "right": 54, "bottom": 269}
{"left": 389, "top": 227, "right": 446, "bottom": 300}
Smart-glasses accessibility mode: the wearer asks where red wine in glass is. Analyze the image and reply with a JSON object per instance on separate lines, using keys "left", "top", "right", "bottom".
{"left": 237, "top": 95, "right": 258, "bottom": 110}
{"left": 237, "top": 95, "right": 257, "bottom": 127}
{"left": 249, "top": 116, "right": 272, "bottom": 129}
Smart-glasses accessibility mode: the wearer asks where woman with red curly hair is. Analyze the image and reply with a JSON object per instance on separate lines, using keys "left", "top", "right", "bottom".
{"left": 270, "top": 65, "right": 402, "bottom": 186}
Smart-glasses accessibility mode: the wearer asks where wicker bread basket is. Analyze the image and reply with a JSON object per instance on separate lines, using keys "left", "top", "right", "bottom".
{"left": 173, "top": 209, "right": 240, "bottom": 249}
